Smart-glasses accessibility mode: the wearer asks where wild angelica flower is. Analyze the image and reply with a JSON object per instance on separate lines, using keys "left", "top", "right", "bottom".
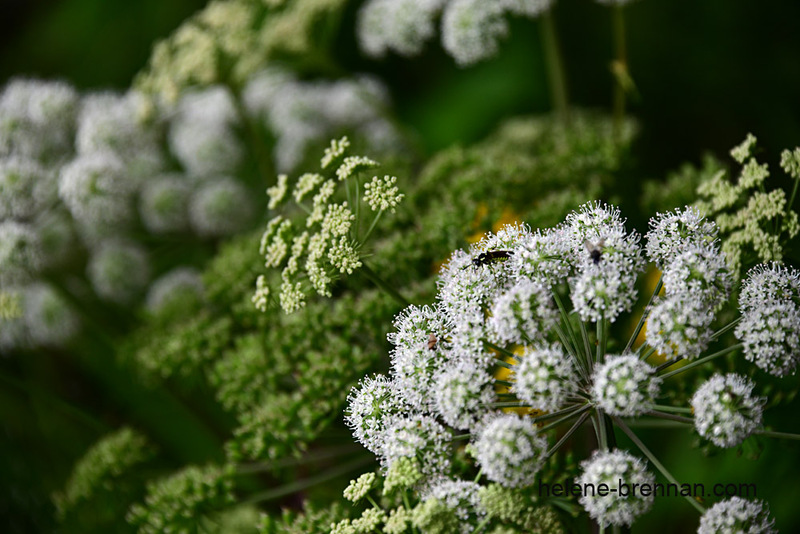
{"left": 661, "top": 244, "right": 731, "bottom": 310}
{"left": 22, "top": 283, "right": 79, "bottom": 347}
{"left": 736, "top": 263, "right": 800, "bottom": 376}
{"left": 357, "top": 0, "right": 444, "bottom": 59}
{"left": 691, "top": 373, "right": 765, "bottom": 448}
{"left": 512, "top": 344, "right": 579, "bottom": 412}
{"left": 564, "top": 202, "right": 644, "bottom": 322}
{"left": 488, "top": 278, "right": 558, "bottom": 345}
{"left": 343, "top": 201, "right": 799, "bottom": 530}
{"left": 697, "top": 497, "right": 776, "bottom": 534}
{"left": 472, "top": 413, "right": 548, "bottom": 488}
{"left": 0, "top": 156, "right": 56, "bottom": 220}
{"left": 442, "top": 0, "right": 509, "bottom": 66}
{"left": 188, "top": 178, "right": 253, "bottom": 237}
{"left": 345, "top": 375, "right": 407, "bottom": 455}
{"left": 0, "top": 220, "right": 42, "bottom": 285}
{"left": 87, "top": 241, "right": 150, "bottom": 304}
{"left": 167, "top": 86, "right": 244, "bottom": 177}
{"left": 645, "top": 207, "right": 718, "bottom": 268}
{"left": 645, "top": 291, "right": 714, "bottom": 361}
{"left": 388, "top": 304, "right": 450, "bottom": 411}
{"left": 0, "top": 78, "right": 78, "bottom": 160}
{"left": 382, "top": 414, "right": 451, "bottom": 476}
{"left": 591, "top": 354, "right": 661, "bottom": 417}
{"left": 363, "top": 175, "right": 403, "bottom": 212}
{"left": 343, "top": 472, "right": 377, "bottom": 502}
{"left": 139, "top": 175, "right": 192, "bottom": 233}
{"left": 255, "top": 140, "right": 403, "bottom": 313}
{"left": 145, "top": 267, "right": 204, "bottom": 315}
{"left": 577, "top": 449, "right": 655, "bottom": 528}
{"left": 58, "top": 152, "right": 135, "bottom": 232}
{"left": 422, "top": 478, "right": 485, "bottom": 530}
{"left": 76, "top": 91, "right": 165, "bottom": 177}
{"left": 433, "top": 359, "right": 496, "bottom": 430}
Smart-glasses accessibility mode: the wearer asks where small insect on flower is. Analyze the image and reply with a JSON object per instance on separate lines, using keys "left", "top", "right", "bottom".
{"left": 471, "top": 250, "right": 514, "bottom": 268}
{"left": 427, "top": 333, "right": 438, "bottom": 351}
{"left": 584, "top": 238, "right": 606, "bottom": 265}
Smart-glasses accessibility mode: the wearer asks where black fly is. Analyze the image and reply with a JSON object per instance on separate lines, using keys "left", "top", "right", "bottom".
{"left": 584, "top": 238, "right": 605, "bottom": 265}
{"left": 471, "top": 250, "right": 514, "bottom": 268}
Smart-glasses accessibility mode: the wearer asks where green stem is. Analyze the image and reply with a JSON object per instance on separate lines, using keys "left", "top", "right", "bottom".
{"left": 484, "top": 340, "right": 519, "bottom": 362}
{"left": 540, "top": 9, "right": 569, "bottom": 130}
{"left": 492, "top": 401, "right": 529, "bottom": 409}
{"left": 710, "top": 318, "right": 742, "bottom": 341}
{"left": 553, "top": 291, "right": 589, "bottom": 378}
{"left": 611, "top": 4, "right": 627, "bottom": 144}
{"left": 538, "top": 405, "right": 592, "bottom": 433}
{"left": 361, "top": 209, "right": 384, "bottom": 245}
{"left": 626, "top": 276, "right": 663, "bottom": 353}
{"left": 243, "top": 455, "right": 374, "bottom": 504}
{"left": 756, "top": 430, "right": 800, "bottom": 441}
{"left": 646, "top": 411, "right": 694, "bottom": 425}
{"left": 495, "top": 379, "right": 514, "bottom": 388}
{"left": 596, "top": 316, "right": 606, "bottom": 365}
{"left": 651, "top": 404, "right": 693, "bottom": 414}
{"left": 613, "top": 416, "right": 705, "bottom": 514}
{"left": 579, "top": 318, "right": 594, "bottom": 372}
{"left": 659, "top": 344, "right": 742, "bottom": 380}
{"left": 545, "top": 411, "right": 591, "bottom": 458}
{"left": 235, "top": 444, "right": 363, "bottom": 474}
{"left": 359, "top": 261, "right": 410, "bottom": 307}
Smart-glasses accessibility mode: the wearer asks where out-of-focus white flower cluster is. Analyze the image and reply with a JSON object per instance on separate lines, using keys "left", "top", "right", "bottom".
{"left": 1, "top": 69, "right": 403, "bottom": 352}
{"left": 242, "top": 68, "right": 402, "bottom": 172}
{"left": 253, "top": 137, "right": 404, "bottom": 314}
{"left": 343, "top": 201, "right": 790, "bottom": 530}
{"left": 357, "top": 0, "right": 554, "bottom": 66}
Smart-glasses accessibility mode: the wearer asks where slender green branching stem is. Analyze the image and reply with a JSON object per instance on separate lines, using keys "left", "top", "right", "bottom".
{"left": 243, "top": 455, "right": 374, "bottom": 504}
{"left": 546, "top": 411, "right": 591, "bottom": 458}
{"left": 539, "top": 404, "right": 593, "bottom": 433}
{"left": 553, "top": 291, "right": 589, "bottom": 377}
{"left": 651, "top": 404, "right": 693, "bottom": 414}
{"left": 361, "top": 209, "right": 384, "bottom": 245}
{"left": 611, "top": 4, "right": 627, "bottom": 144}
{"left": 614, "top": 416, "right": 705, "bottom": 513}
{"left": 484, "top": 340, "right": 519, "bottom": 361}
{"left": 493, "top": 359, "right": 515, "bottom": 371}
{"left": 655, "top": 358, "right": 683, "bottom": 373}
{"left": 646, "top": 411, "right": 694, "bottom": 425}
{"left": 756, "top": 430, "right": 800, "bottom": 441}
{"left": 235, "top": 444, "right": 362, "bottom": 474}
{"left": 492, "top": 401, "right": 530, "bottom": 409}
{"left": 659, "top": 344, "right": 743, "bottom": 380}
{"left": 627, "top": 276, "right": 663, "bottom": 354}
{"left": 580, "top": 319, "right": 594, "bottom": 372}
{"left": 532, "top": 403, "right": 590, "bottom": 424}
{"left": 710, "top": 318, "right": 742, "bottom": 341}
{"left": 359, "top": 261, "right": 410, "bottom": 307}
{"left": 540, "top": 9, "right": 569, "bottom": 130}
{"left": 495, "top": 379, "right": 514, "bottom": 388}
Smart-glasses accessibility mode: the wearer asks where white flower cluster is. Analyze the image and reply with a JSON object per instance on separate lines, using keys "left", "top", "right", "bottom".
{"left": 243, "top": 68, "right": 401, "bottom": 172}
{"left": 357, "top": 0, "right": 553, "bottom": 66}
{"left": 591, "top": 354, "right": 661, "bottom": 417}
{"left": 0, "top": 77, "right": 262, "bottom": 348}
{"left": 255, "top": 139, "right": 402, "bottom": 313}
{"left": 512, "top": 344, "right": 578, "bottom": 412}
{"left": 576, "top": 449, "right": 655, "bottom": 528}
{"left": 697, "top": 497, "right": 776, "bottom": 534}
{"left": 690, "top": 373, "right": 764, "bottom": 448}
{"left": 344, "top": 201, "right": 792, "bottom": 529}
{"left": 645, "top": 207, "right": 732, "bottom": 360}
{"left": 735, "top": 262, "right": 800, "bottom": 376}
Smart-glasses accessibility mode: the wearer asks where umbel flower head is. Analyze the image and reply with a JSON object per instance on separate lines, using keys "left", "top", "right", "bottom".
{"left": 697, "top": 497, "right": 776, "bottom": 534}
{"left": 357, "top": 0, "right": 553, "bottom": 66}
{"left": 253, "top": 137, "right": 403, "bottom": 313}
{"left": 690, "top": 373, "right": 765, "bottom": 448}
{"left": 576, "top": 449, "right": 655, "bottom": 528}
{"left": 342, "top": 201, "right": 795, "bottom": 530}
